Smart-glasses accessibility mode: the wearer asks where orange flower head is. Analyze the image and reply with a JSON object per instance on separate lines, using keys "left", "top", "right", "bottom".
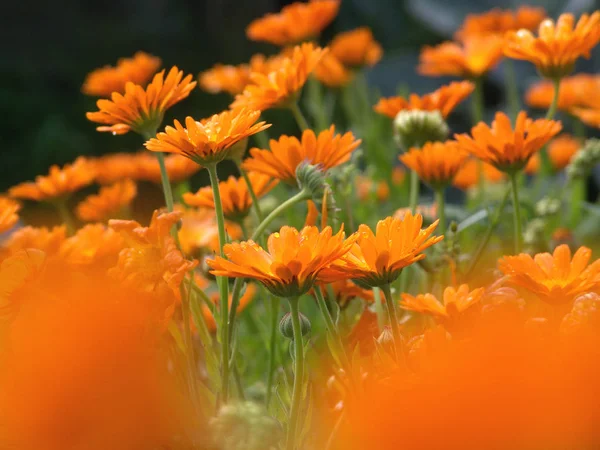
{"left": 0, "top": 249, "right": 47, "bottom": 319}
{"left": 400, "top": 284, "right": 484, "bottom": 320}
{"left": 314, "top": 53, "right": 353, "bottom": 88}
{"left": 86, "top": 67, "right": 196, "bottom": 136}
{"left": 0, "top": 197, "right": 20, "bottom": 234}
{"left": 2, "top": 226, "right": 66, "bottom": 257}
{"left": 203, "top": 283, "right": 257, "bottom": 332}
{"left": 504, "top": 12, "right": 600, "bottom": 79}
{"left": 82, "top": 51, "right": 162, "bottom": 97}
{"left": 177, "top": 207, "right": 242, "bottom": 255}
{"left": 455, "top": 6, "right": 546, "bottom": 41}
{"left": 418, "top": 36, "right": 504, "bottom": 78}
{"left": 452, "top": 158, "right": 505, "bottom": 190}
{"left": 547, "top": 134, "right": 581, "bottom": 170}
{"left": 355, "top": 175, "right": 390, "bottom": 202}
{"left": 374, "top": 81, "right": 475, "bottom": 119}
{"left": 243, "top": 125, "right": 361, "bottom": 184}
{"left": 525, "top": 73, "right": 600, "bottom": 111}
{"left": 393, "top": 203, "right": 438, "bottom": 222}
{"left": 246, "top": 0, "right": 340, "bottom": 46}
{"left": 135, "top": 152, "right": 202, "bottom": 184}
{"left": 498, "top": 244, "right": 600, "bottom": 305}
{"left": 199, "top": 54, "right": 286, "bottom": 96}
{"left": 572, "top": 107, "right": 600, "bottom": 128}
{"left": 184, "top": 172, "right": 277, "bottom": 222}
{"left": 75, "top": 179, "right": 137, "bottom": 222}
{"left": 329, "top": 27, "right": 383, "bottom": 67}
{"left": 230, "top": 43, "right": 327, "bottom": 111}
{"left": 9, "top": 157, "right": 96, "bottom": 202}
{"left": 324, "top": 213, "right": 443, "bottom": 287}
{"left": 326, "top": 279, "right": 376, "bottom": 308}
{"left": 92, "top": 152, "right": 143, "bottom": 184}
{"left": 109, "top": 211, "right": 197, "bottom": 305}
{"left": 400, "top": 141, "right": 468, "bottom": 188}
{"left": 59, "top": 223, "right": 125, "bottom": 269}
{"left": 207, "top": 225, "right": 355, "bottom": 297}
{"left": 145, "top": 108, "right": 270, "bottom": 165}
{"left": 454, "top": 111, "right": 561, "bottom": 172}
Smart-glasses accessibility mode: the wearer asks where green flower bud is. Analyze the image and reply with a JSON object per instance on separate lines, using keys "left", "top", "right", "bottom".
{"left": 566, "top": 138, "right": 600, "bottom": 180}
{"left": 279, "top": 312, "right": 311, "bottom": 339}
{"left": 296, "top": 161, "right": 326, "bottom": 199}
{"left": 393, "top": 110, "right": 449, "bottom": 151}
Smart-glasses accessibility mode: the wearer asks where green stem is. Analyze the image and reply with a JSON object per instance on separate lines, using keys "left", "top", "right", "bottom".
{"left": 569, "top": 177, "right": 586, "bottom": 229}
{"left": 503, "top": 60, "right": 520, "bottom": 123}
{"left": 546, "top": 77, "right": 561, "bottom": 120}
{"left": 314, "top": 287, "right": 351, "bottom": 372}
{"left": 236, "top": 161, "right": 264, "bottom": 222}
{"left": 434, "top": 187, "right": 446, "bottom": 235}
{"left": 55, "top": 198, "right": 75, "bottom": 235}
{"left": 409, "top": 170, "right": 420, "bottom": 213}
{"left": 206, "top": 163, "right": 231, "bottom": 404}
{"left": 509, "top": 172, "right": 523, "bottom": 254}
{"left": 289, "top": 101, "right": 310, "bottom": 132}
{"left": 265, "top": 295, "right": 281, "bottom": 409}
{"left": 180, "top": 279, "right": 199, "bottom": 407}
{"left": 155, "top": 152, "right": 175, "bottom": 212}
{"left": 381, "top": 283, "right": 401, "bottom": 361}
{"left": 286, "top": 297, "right": 305, "bottom": 450}
{"left": 233, "top": 363, "right": 246, "bottom": 401}
{"left": 471, "top": 77, "right": 484, "bottom": 124}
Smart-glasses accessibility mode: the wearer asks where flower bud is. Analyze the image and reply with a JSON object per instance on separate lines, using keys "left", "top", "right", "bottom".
{"left": 393, "top": 110, "right": 449, "bottom": 151}
{"left": 296, "top": 161, "right": 326, "bottom": 199}
{"left": 279, "top": 312, "right": 312, "bottom": 339}
{"left": 566, "top": 138, "right": 600, "bottom": 180}
{"left": 376, "top": 326, "right": 395, "bottom": 355}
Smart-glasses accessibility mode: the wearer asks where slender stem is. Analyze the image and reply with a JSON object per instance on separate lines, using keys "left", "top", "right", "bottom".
{"left": 503, "top": 60, "right": 520, "bottom": 123}
{"left": 381, "top": 283, "right": 401, "bottom": 361}
{"left": 314, "top": 287, "right": 351, "bottom": 372}
{"left": 546, "top": 77, "right": 561, "bottom": 120}
{"left": 233, "top": 363, "right": 246, "bottom": 401}
{"left": 286, "top": 297, "right": 305, "bottom": 450}
{"left": 206, "top": 163, "right": 231, "bottom": 404}
{"left": 289, "top": 101, "right": 310, "bottom": 132}
{"left": 435, "top": 187, "right": 446, "bottom": 235}
{"left": 509, "top": 172, "right": 523, "bottom": 254}
{"left": 155, "top": 152, "right": 175, "bottom": 212}
{"left": 569, "top": 177, "right": 586, "bottom": 228}
{"left": 471, "top": 78, "right": 485, "bottom": 200}
{"left": 180, "top": 279, "right": 199, "bottom": 407}
{"left": 265, "top": 295, "right": 281, "bottom": 409}
{"left": 408, "top": 170, "right": 420, "bottom": 213}
{"left": 55, "top": 198, "right": 75, "bottom": 235}
{"left": 236, "top": 161, "right": 264, "bottom": 222}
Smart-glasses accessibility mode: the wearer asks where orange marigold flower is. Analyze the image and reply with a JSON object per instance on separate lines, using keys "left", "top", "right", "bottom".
{"left": 454, "top": 111, "right": 561, "bottom": 172}
{"left": 199, "top": 54, "right": 285, "bottom": 96}
{"left": 86, "top": 67, "right": 196, "bottom": 136}
{"left": 418, "top": 36, "right": 504, "bottom": 78}
{"left": 145, "top": 108, "right": 270, "bottom": 165}
{"left": 82, "top": 51, "right": 162, "bottom": 97}
{"left": 571, "top": 107, "right": 600, "bottom": 128}
{"left": 393, "top": 203, "right": 438, "bottom": 222}
{"left": 230, "top": 43, "right": 327, "bottom": 111}
{"left": 400, "top": 141, "right": 468, "bottom": 188}
{"left": 59, "top": 223, "right": 124, "bottom": 268}
{"left": 136, "top": 152, "right": 202, "bottom": 184}
{"left": 527, "top": 134, "right": 581, "bottom": 174}
{"left": 177, "top": 207, "right": 242, "bottom": 255}
{"left": 203, "top": 283, "right": 257, "bottom": 332}
{"left": 374, "top": 81, "right": 475, "bottom": 119}
{"left": 324, "top": 213, "right": 443, "bottom": 287}
{"left": 314, "top": 53, "right": 353, "bottom": 88}
{"left": 75, "top": 179, "right": 137, "bottom": 222}
{"left": 499, "top": 244, "right": 600, "bottom": 305}
{"left": 0, "top": 197, "right": 20, "bottom": 234}
{"left": 504, "top": 12, "right": 600, "bottom": 79}
{"left": 243, "top": 125, "right": 361, "bottom": 184}
{"left": 355, "top": 175, "right": 390, "bottom": 202}
{"left": 183, "top": 172, "right": 277, "bottom": 222}
{"left": 325, "top": 279, "right": 376, "bottom": 308}
{"left": 525, "top": 73, "right": 600, "bottom": 111}
{"left": 329, "top": 27, "right": 383, "bottom": 67}
{"left": 0, "top": 249, "right": 47, "bottom": 318}
{"left": 400, "top": 284, "right": 484, "bottom": 318}
{"left": 246, "top": 0, "right": 340, "bottom": 46}
{"left": 109, "top": 211, "right": 197, "bottom": 304}
{"left": 452, "top": 158, "right": 505, "bottom": 190}
{"left": 455, "top": 6, "right": 546, "bottom": 41}
{"left": 207, "top": 225, "right": 355, "bottom": 297}
{"left": 2, "top": 226, "right": 66, "bottom": 257}
{"left": 9, "top": 157, "right": 96, "bottom": 202}
{"left": 92, "top": 152, "right": 142, "bottom": 184}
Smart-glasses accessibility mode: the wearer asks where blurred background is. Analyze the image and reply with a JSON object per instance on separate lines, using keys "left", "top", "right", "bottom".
{"left": 1, "top": 0, "right": 599, "bottom": 191}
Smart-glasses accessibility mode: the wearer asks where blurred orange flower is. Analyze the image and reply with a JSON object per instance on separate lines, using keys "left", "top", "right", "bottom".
{"left": 203, "top": 283, "right": 257, "bottom": 332}
{"left": 455, "top": 6, "right": 546, "bottom": 41}
{"left": 572, "top": 107, "right": 600, "bottom": 128}
{"left": 246, "top": 0, "right": 340, "bottom": 46}
{"left": 230, "top": 43, "right": 327, "bottom": 111}
{"left": 208, "top": 225, "right": 355, "bottom": 297}
{"left": 374, "top": 81, "right": 474, "bottom": 119}
{"left": 355, "top": 175, "right": 390, "bottom": 202}
{"left": 59, "top": 224, "right": 125, "bottom": 269}
{"left": 499, "top": 244, "right": 600, "bottom": 305}
{"left": 525, "top": 73, "right": 600, "bottom": 111}
{"left": 76, "top": 179, "right": 137, "bottom": 222}
{"left": 92, "top": 152, "right": 143, "bottom": 184}
{"left": 418, "top": 36, "right": 504, "bottom": 78}
{"left": 400, "top": 284, "right": 484, "bottom": 319}
{"left": 393, "top": 203, "right": 438, "bottom": 222}
{"left": 184, "top": 173, "right": 277, "bottom": 222}
{"left": 329, "top": 27, "right": 383, "bottom": 67}
{"left": 324, "top": 213, "right": 443, "bottom": 287}
{"left": 454, "top": 111, "right": 561, "bottom": 172}
{"left": 0, "top": 197, "right": 20, "bottom": 234}
{"left": 2, "top": 226, "right": 66, "bottom": 257}
{"left": 145, "top": 109, "right": 270, "bottom": 165}
{"left": 243, "top": 126, "right": 361, "bottom": 184}
{"left": 178, "top": 207, "right": 242, "bottom": 255}
{"left": 136, "top": 152, "right": 202, "bottom": 184}
{"left": 452, "top": 158, "right": 505, "bottom": 190}
{"left": 109, "top": 211, "right": 197, "bottom": 315}
{"left": 82, "top": 51, "right": 161, "bottom": 97}
{"left": 314, "top": 53, "right": 353, "bottom": 88}
{"left": 9, "top": 157, "right": 96, "bottom": 202}
{"left": 526, "top": 133, "right": 581, "bottom": 174}
{"left": 325, "top": 279, "right": 376, "bottom": 308}
{"left": 86, "top": 67, "right": 196, "bottom": 136}
{"left": 504, "top": 12, "right": 600, "bottom": 79}
{"left": 400, "top": 141, "right": 468, "bottom": 188}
